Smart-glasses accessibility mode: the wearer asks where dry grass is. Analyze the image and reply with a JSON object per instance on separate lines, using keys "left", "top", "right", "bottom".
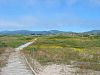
{"left": 0, "top": 35, "right": 35, "bottom": 48}
{"left": 0, "top": 48, "right": 11, "bottom": 69}
{"left": 23, "top": 35, "right": 100, "bottom": 71}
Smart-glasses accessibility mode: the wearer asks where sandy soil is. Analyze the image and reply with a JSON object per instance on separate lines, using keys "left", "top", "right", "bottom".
{"left": 0, "top": 41, "right": 35, "bottom": 75}
{"left": 37, "top": 64, "right": 100, "bottom": 75}
{"left": 0, "top": 51, "right": 33, "bottom": 75}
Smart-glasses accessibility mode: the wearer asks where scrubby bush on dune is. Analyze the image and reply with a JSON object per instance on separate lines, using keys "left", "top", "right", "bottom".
{"left": 23, "top": 35, "right": 100, "bottom": 71}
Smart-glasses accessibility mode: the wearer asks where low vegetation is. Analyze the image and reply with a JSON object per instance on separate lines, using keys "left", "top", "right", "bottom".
{"left": 0, "top": 34, "right": 100, "bottom": 71}
{"left": 0, "top": 35, "right": 35, "bottom": 48}
{"left": 23, "top": 35, "right": 100, "bottom": 71}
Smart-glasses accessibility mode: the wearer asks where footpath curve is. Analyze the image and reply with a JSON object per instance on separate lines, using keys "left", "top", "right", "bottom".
{"left": 0, "top": 38, "right": 37, "bottom": 75}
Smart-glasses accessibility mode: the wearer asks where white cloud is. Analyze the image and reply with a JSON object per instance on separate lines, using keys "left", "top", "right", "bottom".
{"left": 0, "top": 0, "right": 100, "bottom": 7}
{"left": 0, "top": 16, "right": 100, "bottom": 31}
{"left": 89, "top": 0, "right": 100, "bottom": 6}
{"left": 0, "top": 0, "right": 80, "bottom": 7}
{"left": 0, "top": 0, "right": 37, "bottom": 7}
{"left": 66, "top": 0, "right": 78, "bottom": 6}
{"left": 0, "top": 19, "right": 19, "bottom": 27}
{"left": 17, "top": 16, "right": 38, "bottom": 26}
{"left": 44, "top": 0, "right": 61, "bottom": 7}
{"left": 0, "top": 16, "right": 38, "bottom": 30}
{"left": 0, "top": 19, "right": 22, "bottom": 30}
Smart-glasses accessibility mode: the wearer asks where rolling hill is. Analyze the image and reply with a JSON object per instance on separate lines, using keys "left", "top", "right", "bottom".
{"left": 0, "top": 30, "right": 100, "bottom": 35}
{"left": 0, "top": 30, "right": 64, "bottom": 35}
{"left": 83, "top": 30, "right": 100, "bottom": 35}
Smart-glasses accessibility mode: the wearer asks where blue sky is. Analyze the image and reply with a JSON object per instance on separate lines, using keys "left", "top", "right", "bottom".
{"left": 0, "top": 0, "right": 100, "bottom": 32}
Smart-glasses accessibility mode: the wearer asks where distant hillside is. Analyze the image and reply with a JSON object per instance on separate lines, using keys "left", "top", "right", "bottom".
{"left": 83, "top": 30, "right": 100, "bottom": 35}
{"left": 0, "top": 30, "right": 100, "bottom": 35}
{"left": 0, "top": 30, "right": 64, "bottom": 35}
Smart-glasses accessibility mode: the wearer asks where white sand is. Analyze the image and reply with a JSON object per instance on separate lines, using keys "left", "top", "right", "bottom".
{"left": 37, "top": 64, "right": 100, "bottom": 75}
{"left": 0, "top": 41, "right": 36, "bottom": 75}
{"left": 0, "top": 51, "right": 33, "bottom": 75}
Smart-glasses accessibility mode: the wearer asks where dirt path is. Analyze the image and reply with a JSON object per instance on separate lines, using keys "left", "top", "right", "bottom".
{"left": 0, "top": 51, "right": 33, "bottom": 75}
{"left": 0, "top": 40, "right": 37, "bottom": 75}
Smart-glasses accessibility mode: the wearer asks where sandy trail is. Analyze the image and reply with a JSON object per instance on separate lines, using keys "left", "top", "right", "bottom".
{"left": 0, "top": 40, "right": 37, "bottom": 75}
{"left": 0, "top": 51, "right": 33, "bottom": 75}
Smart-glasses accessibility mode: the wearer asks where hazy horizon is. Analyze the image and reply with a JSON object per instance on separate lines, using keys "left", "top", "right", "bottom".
{"left": 0, "top": 29, "right": 100, "bottom": 33}
{"left": 0, "top": 0, "right": 100, "bottom": 32}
